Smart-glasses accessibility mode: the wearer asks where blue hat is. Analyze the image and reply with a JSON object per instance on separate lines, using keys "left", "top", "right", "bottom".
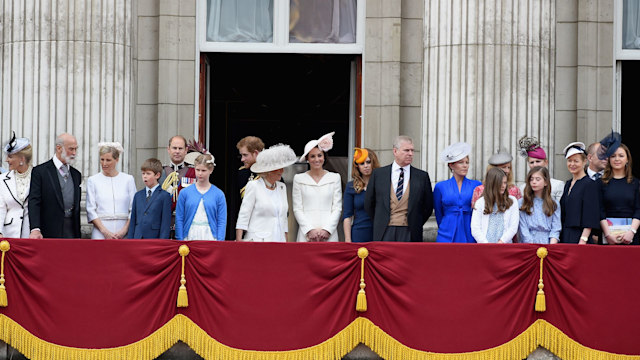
{"left": 597, "top": 131, "right": 622, "bottom": 160}
{"left": 3, "top": 132, "right": 30, "bottom": 155}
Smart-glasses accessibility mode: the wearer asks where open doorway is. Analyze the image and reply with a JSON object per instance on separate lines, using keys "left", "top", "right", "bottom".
{"left": 621, "top": 61, "right": 640, "bottom": 179}
{"left": 203, "top": 53, "right": 360, "bottom": 240}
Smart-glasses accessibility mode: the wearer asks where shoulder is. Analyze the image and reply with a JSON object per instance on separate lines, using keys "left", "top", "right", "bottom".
{"left": 474, "top": 197, "right": 485, "bottom": 208}
{"left": 209, "top": 185, "right": 225, "bottom": 197}
{"left": 0, "top": 171, "right": 9, "bottom": 181}
{"left": 372, "top": 165, "right": 391, "bottom": 175}
{"left": 326, "top": 171, "right": 341, "bottom": 182}
{"left": 469, "top": 178, "right": 482, "bottom": 186}
{"left": 410, "top": 166, "right": 428, "bottom": 177}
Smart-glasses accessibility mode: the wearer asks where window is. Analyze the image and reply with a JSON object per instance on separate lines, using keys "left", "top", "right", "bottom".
{"left": 199, "top": 0, "right": 364, "bottom": 53}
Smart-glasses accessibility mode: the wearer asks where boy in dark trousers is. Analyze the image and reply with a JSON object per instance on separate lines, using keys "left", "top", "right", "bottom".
{"left": 127, "top": 158, "right": 172, "bottom": 239}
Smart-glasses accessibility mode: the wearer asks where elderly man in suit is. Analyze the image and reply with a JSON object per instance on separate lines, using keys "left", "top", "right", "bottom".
{"left": 364, "top": 135, "right": 433, "bottom": 242}
{"left": 29, "top": 133, "right": 82, "bottom": 238}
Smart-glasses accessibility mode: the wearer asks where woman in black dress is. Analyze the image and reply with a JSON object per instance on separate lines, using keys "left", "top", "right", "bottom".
{"left": 559, "top": 142, "right": 600, "bottom": 244}
{"left": 597, "top": 137, "right": 640, "bottom": 245}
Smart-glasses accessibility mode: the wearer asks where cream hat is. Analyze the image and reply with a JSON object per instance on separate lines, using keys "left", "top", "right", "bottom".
{"left": 563, "top": 142, "right": 586, "bottom": 159}
{"left": 3, "top": 132, "right": 30, "bottom": 155}
{"left": 488, "top": 148, "right": 513, "bottom": 165}
{"left": 440, "top": 142, "right": 471, "bottom": 163}
{"left": 299, "top": 131, "right": 335, "bottom": 162}
{"left": 251, "top": 144, "right": 297, "bottom": 173}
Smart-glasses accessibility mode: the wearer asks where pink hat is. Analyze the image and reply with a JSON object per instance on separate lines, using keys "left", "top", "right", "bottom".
{"left": 527, "top": 146, "right": 547, "bottom": 160}
{"left": 518, "top": 136, "right": 547, "bottom": 160}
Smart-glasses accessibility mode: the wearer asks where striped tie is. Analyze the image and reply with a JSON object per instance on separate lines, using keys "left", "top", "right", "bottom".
{"left": 396, "top": 168, "right": 404, "bottom": 200}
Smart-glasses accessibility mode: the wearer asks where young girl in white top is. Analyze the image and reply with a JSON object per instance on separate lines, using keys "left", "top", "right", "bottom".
{"left": 471, "top": 167, "right": 519, "bottom": 243}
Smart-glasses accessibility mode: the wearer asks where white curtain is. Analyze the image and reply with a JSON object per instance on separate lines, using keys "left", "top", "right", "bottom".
{"left": 207, "top": 0, "right": 273, "bottom": 42}
{"left": 289, "top": 0, "right": 356, "bottom": 43}
{"left": 624, "top": 0, "right": 640, "bottom": 49}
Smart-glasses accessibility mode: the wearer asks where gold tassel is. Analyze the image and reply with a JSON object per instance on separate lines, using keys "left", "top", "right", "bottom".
{"left": 356, "top": 247, "right": 369, "bottom": 312}
{"left": 535, "top": 247, "right": 548, "bottom": 312}
{"left": 0, "top": 240, "right": 9, "bottom": 307}
{"left": 177, "top": 245, "right": 190, "bottom": 308}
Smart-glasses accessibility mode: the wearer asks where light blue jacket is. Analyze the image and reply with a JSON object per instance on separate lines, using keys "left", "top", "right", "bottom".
{"left": 175, "top": 184, "right": 227, "bottom": 240}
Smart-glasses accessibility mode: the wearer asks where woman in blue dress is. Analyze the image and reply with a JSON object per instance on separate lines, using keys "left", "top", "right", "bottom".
{"left": 434, "top": 142, "right": 481, "bottom": 242}
{"left": 343, "top": 148, "right": 380, "bottom": 242}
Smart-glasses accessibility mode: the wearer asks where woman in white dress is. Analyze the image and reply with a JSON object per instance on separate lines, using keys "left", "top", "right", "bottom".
{"left": 236, "top": 144, "right": 297, "bottom": 242}
{"left": 86, "top": 142, "right": 136, "bottom": 239}
{"left": 0, "top": 134, "right": 33, "bottom": 238}
{"left": 293, "top": 132, "right": 342, "bottom": 242}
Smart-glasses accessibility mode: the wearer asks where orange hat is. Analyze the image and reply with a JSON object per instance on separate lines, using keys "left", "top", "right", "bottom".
{"left": 353, "top": 148, "right": 369, "bottom": 164}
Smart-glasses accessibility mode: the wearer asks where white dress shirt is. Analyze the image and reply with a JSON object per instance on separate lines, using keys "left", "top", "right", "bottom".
{"left": 391, "top": 162, "right": 411, "bottom": 194}
{"left": 586, "top": 167, "right": 603, "bottom": 181}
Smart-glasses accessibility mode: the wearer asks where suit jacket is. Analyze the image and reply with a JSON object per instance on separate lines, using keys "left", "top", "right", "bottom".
{"left": 29, "top": 159, "right": 82, "bottom": 238}
{"left": 127, "top": 187, "right": 172, "bottom": 239}
{"left": 0, "top": 170, "right": 30, "bottom": 238}
{"left": 364, "top": 164, "right": 433, "bottom": 242}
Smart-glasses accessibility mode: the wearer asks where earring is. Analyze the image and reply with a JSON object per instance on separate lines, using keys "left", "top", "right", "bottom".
{"left": 19, "top": 162, "right": 23, "bottom": 166}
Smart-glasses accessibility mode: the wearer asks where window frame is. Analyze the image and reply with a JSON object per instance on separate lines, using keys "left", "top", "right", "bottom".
{"left": 614, "top": 0, "right": 640, "bottom": 60}
{"left": 197, "top": 0, "right": 365, "bottom": 54}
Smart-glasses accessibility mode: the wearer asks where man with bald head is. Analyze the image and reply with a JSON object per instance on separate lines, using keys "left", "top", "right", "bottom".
{"left": 29, "top": 133, "right": 82, "bottom": 238}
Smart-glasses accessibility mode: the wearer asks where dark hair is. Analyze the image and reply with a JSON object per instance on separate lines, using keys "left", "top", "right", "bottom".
{"left": 482, "top": 167, "right": 513, "bottom": 214}
{"left": 141, "top": 158, "right": 163, "bottom": 175}
{"left": 602, "top": 143, "right": 634, "bottom": 184}
{"left": 351, "top": 148, "right": 380, "bottom": 193}
{"left": 520, "top": 167, "right": 557, "bottom": 217}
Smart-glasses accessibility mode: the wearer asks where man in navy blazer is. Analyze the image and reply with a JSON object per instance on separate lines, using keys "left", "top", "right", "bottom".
{"left": 364, "top": 136, "right": 433, "bottom": 242}
{"left": 29, "top": 133, "right": 82, "bottom": 238}
{"left": 127, "top": 158, "right": 172, "bottom": 239}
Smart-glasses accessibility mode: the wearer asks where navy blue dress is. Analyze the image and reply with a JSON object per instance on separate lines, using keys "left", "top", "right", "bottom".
{"left": 599, "top": 177, "right": 640, "bottom": 245}
{"left": 343, "top": 181, "right": 373, "bottom": 242}
{"left": 560, "top": 176, "right": 601, "bottom": 243}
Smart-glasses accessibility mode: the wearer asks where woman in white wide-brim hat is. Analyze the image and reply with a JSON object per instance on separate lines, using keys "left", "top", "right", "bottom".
{"left": 292, "top": 132, "right": 343, "bottom": 242}
{"left": 0, "top": 133, "right": 34, "bottom": 238}
{"left": 236, "top": 144, "right": 297, "bottom": 242}
{"left": 433, "top": 142, "right": 482, "bottom": 243}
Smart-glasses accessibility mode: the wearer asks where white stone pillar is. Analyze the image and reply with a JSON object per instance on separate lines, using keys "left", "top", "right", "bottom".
{"left": 0, "top": 0, "right": 132, "bottom": 176}
{"left": 423, "top": 0, "right": 556, "bottom": 183}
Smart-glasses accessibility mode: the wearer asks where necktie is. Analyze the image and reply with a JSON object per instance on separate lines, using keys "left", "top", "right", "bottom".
{"left": 146, "top": 189, "right": 152, "bottom": 202}
{"left": 60, "top": 165, "right": 69, "bottom": 182}
{"left": 396, "top": 168, "right": 404, "bottom": 200}
{"left": 594, "top": 172, "right": 602, "bottom": 180}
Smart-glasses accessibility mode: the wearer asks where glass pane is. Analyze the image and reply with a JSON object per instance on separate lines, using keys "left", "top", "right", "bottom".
{"left": 623, "top": 0, "right": 640, "bottom": 49}
{"left": 289, "top": 0, "right": 357, "bottom": 44}
{"left": 207, "top": 0, "right": 273, "bottom": 42}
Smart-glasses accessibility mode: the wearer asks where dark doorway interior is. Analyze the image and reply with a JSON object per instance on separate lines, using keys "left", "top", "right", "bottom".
{"left": 621, "top": 61, "right": 640, "bottom": 179}
{"left": 207, "top": 53, "right": 354, "bottom": 239}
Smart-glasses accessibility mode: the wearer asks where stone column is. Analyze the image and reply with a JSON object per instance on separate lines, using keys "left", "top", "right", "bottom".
{"left": 0, "top": 0, "right": 132, "bottom": 176}
{"left": 423, "top": 0, "right": 556, "bottom": 183}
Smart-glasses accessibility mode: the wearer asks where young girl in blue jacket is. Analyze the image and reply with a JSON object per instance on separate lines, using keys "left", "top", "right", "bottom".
{"left": 175, "top": 154, "right": 227, "bottom": 240}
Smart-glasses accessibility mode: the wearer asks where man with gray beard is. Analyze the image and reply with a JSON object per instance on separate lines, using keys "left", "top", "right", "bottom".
{"left": 29, "top": 133, "right": 82, "bottom": 238}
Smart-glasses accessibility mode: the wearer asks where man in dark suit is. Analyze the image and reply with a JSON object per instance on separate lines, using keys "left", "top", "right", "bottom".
{"left": 364, "top": 136, "right": 433, "bottom": 242}
{"left": 29, "top": 133, "right": 82, "bottom": 238}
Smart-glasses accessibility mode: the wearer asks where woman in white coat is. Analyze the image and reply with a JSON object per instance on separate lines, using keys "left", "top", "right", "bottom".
{"left": 0, "top": 134, "right": 33, "bottom": 238}
{"left": 293, "top": 132, "right": 342, "bottom": 242}
{"left": 236, "top": 144, "right": 297, "bottom": 242}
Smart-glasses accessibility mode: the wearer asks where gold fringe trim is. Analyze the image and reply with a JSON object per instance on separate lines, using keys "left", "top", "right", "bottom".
{"left": 0, "top": 315, "right": 638, "bottom": 360}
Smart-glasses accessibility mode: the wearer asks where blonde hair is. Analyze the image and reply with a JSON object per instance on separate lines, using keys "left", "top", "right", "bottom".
{"left": 12, "top": 145, "right": 33, "bottom": 164}
{"left": 99, "top": 145, "right": 121, "bottom": 160}
{"left": 194, "top": 154, "right": 215, "bottom": 171}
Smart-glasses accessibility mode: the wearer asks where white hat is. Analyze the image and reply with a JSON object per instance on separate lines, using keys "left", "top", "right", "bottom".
{"left": 488, "top": 148, "right": 513, "bottom": 165}
{"left": 563, "top": 142, "right": 586, "bottom": 159}
{"left": 299, "top": 131, "right": 335, "bottom": 162}
{"left": 185, "top": 151, "right": 215, "bottom": 166}
{"left": 251, "top": 144, "right": 297, "bottom": 173}
{"left": 3, "top": 132, "right": 30, "bottom": 155}
{"left": 440, "top": 142, "right": 471, "bottom": 163}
